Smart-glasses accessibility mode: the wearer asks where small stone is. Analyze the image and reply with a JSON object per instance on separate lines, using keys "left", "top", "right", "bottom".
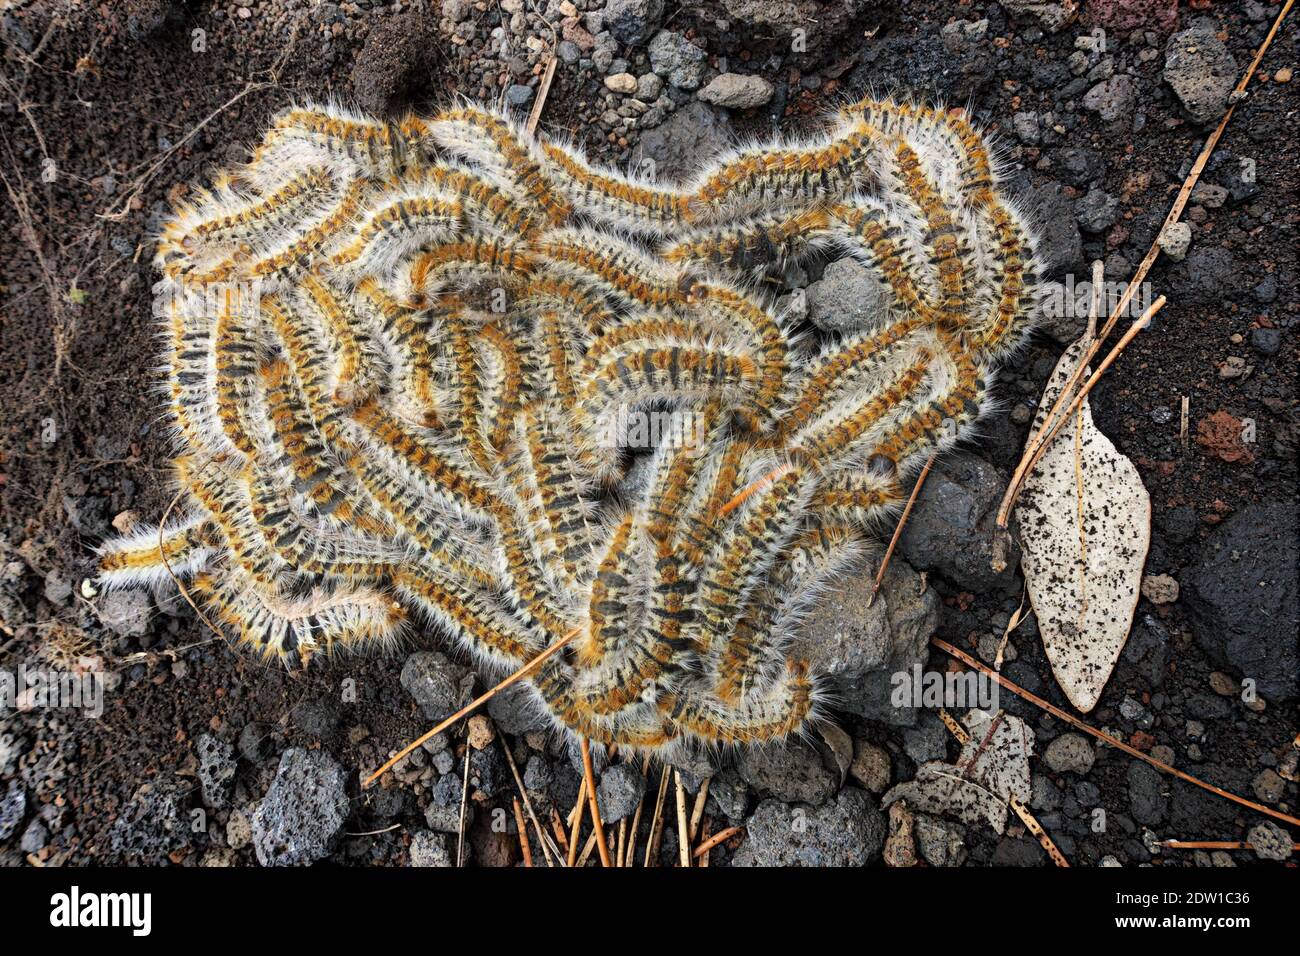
{"left": 505, "top": 84, "right": 534, "bottom": 108}
{"left": 738, "top": 789, "right": 886, "bottom": 866}
{"left": 19, "top": 818, "right": 48, "bottom": 854}
{"left": 596, "top": 763, "right": 646, "bottom": 822}
{"left": 466, "top": 714, "right": 495, "bottom": 750}
{"left": 1250, "top": 327, "right": 1280, "bottom": 356}
{"left": 1209, "top": 671, "right": 1238, "bottom": 697}
{"left": 1252, "top": 769, "right": 1284, "bottom": 804}
{"left": 400, "top": 651, "right": 474, "bottom": 720}
{"left": 1247, "top": 821, "right": 1292, "bottom": 861}
{"left": 1158, "top": 221, "right": 1192, "bottom": 261}
{"left": 648, "top": 30, "right": 706, "bottom": 90}
{"left": 914, "top": 813, "right": 967, "bottom": 866}
{"left": 636, "top": 72, "right": 663, "bottom": 101}
{"left": 1082, "top": 74, "right": 1136, "bottom": 122}
{"left": 1141, "top": 573, "right": 1179, "bottom": 605}
{"left": 1075, "top": 187, "right": 1120, "bottom": 233}
{"left": 1043, "top": 733, "right": 1095, "bottom": 775}
{"left": 96, "top": 588, "right": 151, "bottom": 637}
{"left": 408, "top": 829, "right": 454, "bottom": 867}
{"left": 697, "top": 73, "right": 774, "bottom": 109}
{"left": 252, "top": 748, "right": 349, "bottom": 867}
{"left": 737, "top": 739, "right": 837, "bottom": 806}
{"left": 1274, "top": 67, "right": 1292, "bottom": 84}
{"left": 604, "top": 72, "right": 637, "bottom": 94}
{"left": 883, "top": 801, "right": 917, "bottom": 867}
{"left": 226, "top": 807, "right": 252, "bottom": 850}
{"left": 196, "top": 733, "right": 237, "bottom": 808}
{"left": 1164, "top": 20, "right": 1239, "bottom": 124}
{"left": 1127, "top": 760, "right": 1168, "bottom": 826}
{"left": 603, "top": 0, "right": 663, "bottom": 46}
{"left": 849, "top": 739, "right": 891, "bottom": 793}
{"left": 805, "top": 258, "right": 893, "bottom": 333}
{"left": 1012, "top": 111, "right": 1040, "bottom": 145}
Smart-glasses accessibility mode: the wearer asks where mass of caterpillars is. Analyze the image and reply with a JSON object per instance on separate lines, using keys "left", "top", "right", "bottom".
{"left": 97, "top": 96, "right": 1041, "bottom": 757}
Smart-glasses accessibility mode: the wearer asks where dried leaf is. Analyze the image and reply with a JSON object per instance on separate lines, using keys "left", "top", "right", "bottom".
{"left": 882, "top": 710, "right": 1032, "bottom": 835}
{"left": 817, "top": 722, "right": 854, "bottom": 786}
{"left": 1018, "top": 338, "right": 1151, "bottom": 712}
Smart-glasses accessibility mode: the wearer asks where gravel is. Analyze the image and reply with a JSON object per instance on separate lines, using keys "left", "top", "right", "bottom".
{"left": 648, "top": 30, "right": 707, "bottom": 90}
{"left": 196, "top": 733, "right": 237, "bottom": 809}
{"left": 400, "top": 651, "right": 475, "bottom": 721}
{"left": 697, "top": 73, "right": 774, "bottom": 109}
{"left": 1164, "top": 19, "right": 1239, "bottom": 124}
{"left": 897, "top": 452, "right": 1020, "bottom": 592}
{"left": 1043, "top": 733, "right": 1096, "bottom": 775}
{"left": 737, "top": 789, "right": 886, "bottom": 867}
{"left": 1183, "top": 503, "right": 1298, "bottom": 701}
{"left": 596, "top": 762, "right": 646, "bottom": 822}
{"left": 736, "top": 739, "right": 838, "bottom": 807}
{"left": 252, "top": 748, "right": 350, "bottom": 867}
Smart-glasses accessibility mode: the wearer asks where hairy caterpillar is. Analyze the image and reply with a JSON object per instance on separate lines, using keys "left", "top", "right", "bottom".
{"left": 96, "top": 96, "right": 1041, "bottom": 759}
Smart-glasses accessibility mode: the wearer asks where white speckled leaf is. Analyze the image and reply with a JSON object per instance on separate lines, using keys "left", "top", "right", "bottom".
{"left": 882, "top": 711, "right": 1032, "bottom": 835}
{"left": 1018, "top": 339, "right": 1150, "bottom": 713}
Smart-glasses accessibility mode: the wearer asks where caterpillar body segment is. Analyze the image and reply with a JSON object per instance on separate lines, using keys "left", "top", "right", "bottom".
{"left": 102, "top": 96, "right": 1042, "bottom": 754}
{"left": 96, "top": 512, "right": 216, "bottom": 589}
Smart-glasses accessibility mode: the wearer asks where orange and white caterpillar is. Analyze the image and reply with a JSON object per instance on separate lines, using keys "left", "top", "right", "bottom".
{"left": 98, "top": 96, "right": 1041, "bottom": 757}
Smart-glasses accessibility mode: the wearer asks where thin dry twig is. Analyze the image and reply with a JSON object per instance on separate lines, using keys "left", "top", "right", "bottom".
{"left": 932, "top": 637, "right": 1300, "bottom": 829}
{"left": 692, "top": 825, "right": 742, "bottom": 859}
{"left": 512, "top": 798, "right": 533, "bottom": 867}
{"left": 457, "top": 740, "right": 471, "bottom": 867}
{"left": 525, "top": 54, "right": 558, "bottom": 135}
{"left": 644, "top": 763, "right": 671, "bottom": 867}
{"left": 688, "top": 777, "right": 710, "bottom": 843}
{"left": 868, "top": 454, "right": 935, "bottom": 607}
{"left": 674, "top": 771, "right": 691, "bottom": 867}
{"left": 581, "top": 738, "right": 613, "bottom": 867}
{"left": 1161, "top": 840, "right": 1300, "bottom": 851}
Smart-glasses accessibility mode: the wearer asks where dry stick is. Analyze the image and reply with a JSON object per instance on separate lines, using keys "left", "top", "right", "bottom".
{"left": 581, "top": 738, "right": 613, "bottom": 867}
{"left": 698, "top": 817, "right": 711, "bottom": 867}
{"left": 1022, "top": 296, "right": 1165, "bottom": 488}
{"left": 501, "top": 743, "right": 560, "bottom": 867}
{"left": 868, "top": 454, "right": 935, "bottom": 607}
{"left": 616, "top": 819, "right": 627, "bottom": 868}
{"left": 995, "top": 0, "right": 1293, "bottom": 536}
{"left": 575, "top": 828, "right": 600, "bottom": 867}
{"left": 623, "top": 755, "right": 652, "bottom": 867}
{"left": 456, "top": 741, "right": 471, "bottom": 868}
{"left": 932, "top": 637, "right": 1300, "bottom": 830}
{"left": 719, "top": 463, "right": 794, "bottom": 517}
{"left": 693, "top": 825, "right": 743, "bottom": 859}
{"left": 566, "top": 776, "right": 587, "bottom": 867}
{"left": 673, "top": 772, "right": 691, "bottom": 867}
{"left": 1162, "top": 840, "right": 1300, "bottom": 851}
{"left": 364, "top": 629, "right": 577, "bottom": 787}
{"left": 688, "top": 777, "right": 711, "bottom": 843}
{"left": 525, "top": 54, "right": 558, "bottom": 136}
{"left": 549, "top": 808, "right": 570, "bottom": 854}
{"left": 644, "top": 764, "right": 672, "bottom": 867}
{"left": 512, "top": 798, "right": 533, "bottom": 868}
